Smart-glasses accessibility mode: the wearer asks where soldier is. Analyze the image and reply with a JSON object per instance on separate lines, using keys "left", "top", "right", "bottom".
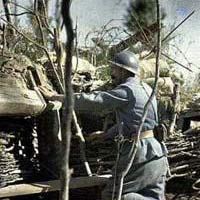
{"left": 74, "top": 51, "right": 168, "bottom": 200}
{"left": 40, "top": 50, "right": 168, "bottom": 200}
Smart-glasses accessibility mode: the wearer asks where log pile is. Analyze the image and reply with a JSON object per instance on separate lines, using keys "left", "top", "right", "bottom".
{"left": 166, "top": 128, "right": 200, "bottom": 197}
{"left": 0, "top": 132, "right": 22, "bottom": 187}
{"left": 70, "top": 137, "right": 116, "bottom": 176}
{"left": 166, "top": 128, "right": 200, "bottom": 181}
{"left": 0, "top": 118, "right": 41, "bottom": 188}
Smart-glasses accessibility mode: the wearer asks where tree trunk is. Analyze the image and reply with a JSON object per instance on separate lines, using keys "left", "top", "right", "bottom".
{"left": 60, "top": 0, "right": 74, "bottom": 200}
{"left": 2, "top": 0, "right": 14, "bottom": 47}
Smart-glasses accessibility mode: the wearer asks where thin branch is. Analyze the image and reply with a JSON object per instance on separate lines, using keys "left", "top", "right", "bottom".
{"left": 60, "top": 0, "right": 74, "bottom": 200}
{"left": 2, "top": 24, "right": 7, "bottom": 55}
{"left": 115, "top": 1, "right": 161, "bottom": 199}
{"left": 2, "top": 0, "right": 12, "bottom": 26}
{"left": 162, "top": 52, "right": 193, "bottom": 72}
{"left": 54, "top": 27, "right": 64, "bottom": 85}
{"left": 6, "top": 1, "right": 45, "bottom": 45}
{"left": 162, "top": 10, "right": 195, "bottom": 44}
{"left": 144, "top": 10, "right": 195, "bottom": 58}
{"left": 72, "top": 18, "right": 79, "bottom": 79}
{"left": 55, "top": 0, "right": 61, "bottom": 29}
{"left": 72, "top": 111, "right": 92, "bottom": 176}
{"left": 1, "top": 10, "right": 45, "bottom": 45}
{"left": 34, "top": 11, "right": 45, "bottom": 46}
{"left": 8, "top": 1, "right": 35, "bottom": 15}
{"left": 33, "top": 0, "right": 37, "bottom": 12}
{"left": 129, "top": 12, "right": 150, "bottom": 44}
{"left": 41, "top": 0, "right": 50, "bottom": 29}
{"left": 8, "top": 0, "right": 54, "bottom": 36}
{"left": 0, "top": 16, "right": 64, "bottom": 92}
{"left": 170, "top": 44, "right": 193, "bottom": 69}
{"left": 1, "top": 12, "right": 31, "bottom": 17}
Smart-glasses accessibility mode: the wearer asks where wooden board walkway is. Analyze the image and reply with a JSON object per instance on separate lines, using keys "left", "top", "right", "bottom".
{"left": 0, "top": 176, "right": 110, "bottom": 198}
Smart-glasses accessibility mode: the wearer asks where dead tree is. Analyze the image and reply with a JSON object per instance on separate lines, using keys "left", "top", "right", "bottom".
{"left": 60, "top": 0, "right": 74, "bottom": 200}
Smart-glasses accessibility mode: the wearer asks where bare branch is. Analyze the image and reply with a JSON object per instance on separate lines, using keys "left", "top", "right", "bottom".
{"left": 144, "top": 10, "right": 195, "bottom": 58}
{"left": 129, "top": 12, "right": 150, "bottom": 44}
{"left": 54, "top": 27, "right": 64, "bottom": 85}
{"left": 8, "top": 0, "right": 54, "bottom": 36}
{"left": 72, "top": 111, "right": 92, "bottom": 176}
{"left": 40, "top": 0, "right": 50, "bottom": 30}
{"left": 1, "top": 12, "right": 31, "bottom": 17}
{"left": 162, "top": 10, "right": 195, "bottom": 44}
{"left": 2, "top": 24, "right": 7, "bottom": 55}
{"left": 170, "top": 44, "right": 193, "bottom": 69}
{"left": 1, "top": 10, "right": 45, "bottom": 46}
{"left": 0, "top": 16, "right": 64, "bottom": 92}
{"left": 2, "top": 0, "right": 12, "bottom": 26}
{"left": 162, "top": 52, "right": 193, "bottom": 72}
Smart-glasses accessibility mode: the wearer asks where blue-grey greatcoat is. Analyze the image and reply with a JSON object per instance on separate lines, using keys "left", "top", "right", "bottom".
{"left": 74, "top": 77, "right": 168, "bottom": 200}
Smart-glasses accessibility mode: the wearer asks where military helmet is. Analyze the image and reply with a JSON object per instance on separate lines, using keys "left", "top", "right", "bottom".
{"left": 109, "top": 51, "right": 138, "bottom": 74}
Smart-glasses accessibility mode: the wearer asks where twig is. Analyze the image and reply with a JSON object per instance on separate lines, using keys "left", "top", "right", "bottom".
{"left": 72, "top": 111, "right": 92, "bottom": 176}
{"left": 1, "top": 12, "right": 30, "bottom": 17}
{"left": 0, "top": 16, "right": 64, "bottom": 93}
{"left": 2, "top": 24, "right": 6, "bottom": 55}
{"left": 54, "top": 27, "right": 64, "bottom": 85}
{"left": 6, "top": 1, "right": 45, "bottom": 45}
{"left": 129, "top": 12, "right": 150, "bottom": 44}
{"left": 2, "top": 11, "right": 45, "bottom": 45}
{"left": 2, "top": 0, "right": 12, "bottom": 28}
{"left": 162, "top": 10, "right": 195, "bottom": 44}
{"left": 60, "top": 0, "right": 74, "bottom": 200}
{"left": 8, "top": 0, "right": 54, "bottom": 36}
{"left": 115, "top": 1, "right": 161, "bottom": 199}
{"left": 33, "top": 0, "right": 37, "bottom": 12}
{"left": 55, "top": 0, "right": 61, "bottom": 29}
{"left": 170, "top": 44, "right": 193, "bottom": 69}
{"left": 72, "top": 18, "right": 79, "bottom": 79}
{"left": 162, "top": 52, "right": 193, "bottom": 72}
{"left": 41, "top": 0, "right": 49, "bottom": 23}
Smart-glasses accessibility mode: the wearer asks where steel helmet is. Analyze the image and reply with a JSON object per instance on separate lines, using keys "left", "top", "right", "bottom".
{"left": 109, "top": 51, "right": 138, "bottom": 75}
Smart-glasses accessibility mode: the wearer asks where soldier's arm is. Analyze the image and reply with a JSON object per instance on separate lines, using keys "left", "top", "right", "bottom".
{"left": 39, "top": 85, "right": 130, "bottom": 113}
{"left": 74, "top": 86, "right": 129, "bottom": 113}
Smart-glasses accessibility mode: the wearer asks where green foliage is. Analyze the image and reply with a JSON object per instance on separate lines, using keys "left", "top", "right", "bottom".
{"left": 125, "top": 0, "right": 166, "bottom": 33}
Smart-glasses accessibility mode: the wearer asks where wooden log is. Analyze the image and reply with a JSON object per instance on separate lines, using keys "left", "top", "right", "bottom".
{"left": 0, "top": 176, "right": 110, "bottom": 198}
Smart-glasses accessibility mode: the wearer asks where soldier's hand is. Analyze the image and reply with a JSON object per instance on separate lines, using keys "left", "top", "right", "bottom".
{"left": 87, "top": 131, "right": 104, "bottom": 142}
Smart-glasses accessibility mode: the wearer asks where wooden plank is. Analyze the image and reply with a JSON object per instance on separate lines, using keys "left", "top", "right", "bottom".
{"left": 0, "top": 176, "right": 110, "bottom": 198}
{"left": 181, "top": 111, "right": 200, "bottom": 119}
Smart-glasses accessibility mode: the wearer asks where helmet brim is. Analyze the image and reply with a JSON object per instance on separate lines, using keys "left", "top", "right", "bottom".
{"left": 108, "top": 60, "right": 138, "bottom": 75}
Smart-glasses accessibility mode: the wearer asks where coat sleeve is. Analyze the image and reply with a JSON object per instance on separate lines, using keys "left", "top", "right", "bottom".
{"left": 74, "top": 86, "right": 129, "bottom": 113}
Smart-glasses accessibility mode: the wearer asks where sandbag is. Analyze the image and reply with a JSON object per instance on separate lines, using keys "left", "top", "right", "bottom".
{"left": 144, "top": 77, "right": 174, "bottom": 95}
{"left": 0, "top": 55, "right": 46, "bottom": 116}
{"left": 139, "top": 58, "right": 170, "bottom": 79}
